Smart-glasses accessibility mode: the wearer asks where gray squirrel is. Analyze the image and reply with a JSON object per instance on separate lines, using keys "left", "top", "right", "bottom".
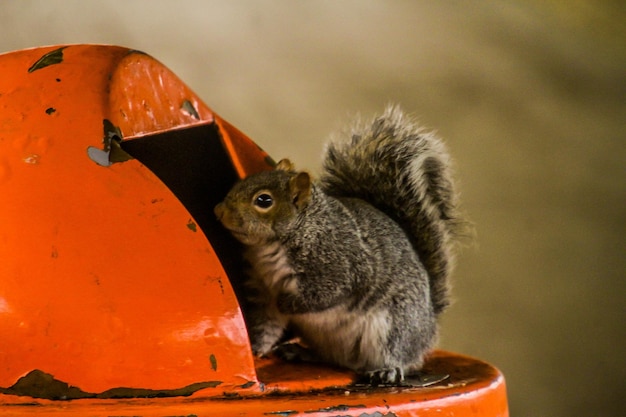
{"left": 214, "top": 105, "right": 463, "bottom": 384}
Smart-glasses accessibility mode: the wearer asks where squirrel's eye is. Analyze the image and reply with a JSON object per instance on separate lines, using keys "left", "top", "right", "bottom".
{"left": 254, "top": 193, "right": 274, "bottom": 210}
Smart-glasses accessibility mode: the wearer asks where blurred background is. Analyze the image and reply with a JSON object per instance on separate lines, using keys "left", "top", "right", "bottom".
{"left": 1, "top": 1, "right": 624, "bottom": 415}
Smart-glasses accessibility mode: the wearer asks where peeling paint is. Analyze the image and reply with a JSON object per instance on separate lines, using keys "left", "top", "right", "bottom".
{"left": 103, "top": 120, "right": 132, "bottom": 163}
{"left": 28, "top": 47, "right": 67, "bottom": 73}
{"left": 0, "top": 369, "right": 222, "bottom": 400}
{"left": 86, "top": 146, "right": 110, "bottom": 166}
{"left": 306, "top": 404, "right": 367, "bottom": 413}
{"left": 97, "top": 381, "right": 221, "bottom": 399}
{"left": 181, "top": 100, "right": 200, "bottom": 119}
{"left": 186, "top": 219, "right": 197, "bottom": 232}
{"left": 404, "top": 373, "right": 449, "bottom": 387}
{"left": 352, "top": 373, "right": 449, "bottom": 389}
{"left": 87, "top": 119, "right": 133, "bottom": 166}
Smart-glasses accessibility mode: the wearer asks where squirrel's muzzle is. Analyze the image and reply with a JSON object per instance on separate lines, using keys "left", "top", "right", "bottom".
{"left": 214, "top": 202, "right": 225, "bottom": 222}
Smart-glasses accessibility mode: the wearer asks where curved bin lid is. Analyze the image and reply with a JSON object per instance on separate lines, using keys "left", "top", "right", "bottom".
{"left": 0, "top": 44, "right": 272, "bottom": 395}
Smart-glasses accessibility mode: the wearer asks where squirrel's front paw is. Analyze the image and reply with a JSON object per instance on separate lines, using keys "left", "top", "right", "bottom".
{"left": 250, "top": 322, "right": 287, "bottom": 358}
{"left": 273, "top": 343, "right": 320, "bottom": 363}
{"left": 251, "top": 337, "right": 277, "bottom": 358}
{"left": 251, "top": 345, "right": 271, "bottom": 358}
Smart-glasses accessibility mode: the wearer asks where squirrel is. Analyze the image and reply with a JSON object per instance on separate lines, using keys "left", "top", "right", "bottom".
{"left": 214, "top": 105, "right": 463, "bottom": 385}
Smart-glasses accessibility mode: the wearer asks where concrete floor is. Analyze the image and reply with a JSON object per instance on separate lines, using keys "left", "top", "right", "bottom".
{"left": 1, "top": 1, "right": 624, "bottom": 416}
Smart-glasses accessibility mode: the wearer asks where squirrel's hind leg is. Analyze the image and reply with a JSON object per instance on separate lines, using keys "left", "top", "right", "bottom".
{"left": 359, "top": 367, "right": 404, "bottom": 386}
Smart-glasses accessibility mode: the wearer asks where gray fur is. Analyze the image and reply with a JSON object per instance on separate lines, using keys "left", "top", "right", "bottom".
{"left": 214, "top": 106, "right": 461, "bottom": 384}
{"left": 321, "top": 105, "right": 462, "bottom": 314}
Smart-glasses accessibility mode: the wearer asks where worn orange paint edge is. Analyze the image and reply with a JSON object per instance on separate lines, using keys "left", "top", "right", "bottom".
{"left": 0, "top": 351, "right": 508, "bottom": 416}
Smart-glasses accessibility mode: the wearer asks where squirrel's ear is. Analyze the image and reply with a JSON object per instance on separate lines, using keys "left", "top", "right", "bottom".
{"left": 276, "top": 159, "right": 295, "bottom": 172}
{"left": 289, "top": 172, "right": 311, "bottom": 209}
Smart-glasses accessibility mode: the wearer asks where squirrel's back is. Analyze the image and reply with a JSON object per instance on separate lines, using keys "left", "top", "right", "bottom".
{"left": 320, "top": 105, "right": 463, "bottom": 314}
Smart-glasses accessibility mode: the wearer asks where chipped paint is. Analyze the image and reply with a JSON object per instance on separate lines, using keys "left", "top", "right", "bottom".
{"left": 86, "top": 146, "right": 111, "bottom": 166}
{"left": 186, "top": 219, "right": 197, "bottom": 232}
{"left": 45, "top": 107, "right": 56, "bottom": 115}
{"left": 22, "top": 154, "right": 40, "bottom": 164}
{"left": 181, "top": 99, "right": 200, "bottom": 119}
{"left": 27, "top": 47, "right": 67, "bottom": 73}
{"left": 87, "top": 119, "right": 133, "bottom": 166}
{"left": 210, "top": 354, "right": 218, "bottom": 371}
{"left": 0, "top": 369, "right": 222, "bottom": 400}
{"left": 307, "top": 404, "right": 367, "bottom": 413}
{"left": 352, "top": 373, "right": 449, "bottom": 389}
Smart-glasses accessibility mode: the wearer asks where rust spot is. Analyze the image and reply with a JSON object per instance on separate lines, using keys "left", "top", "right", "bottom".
{"left": 28, "top": 47, "right": 67, "bottom": 73}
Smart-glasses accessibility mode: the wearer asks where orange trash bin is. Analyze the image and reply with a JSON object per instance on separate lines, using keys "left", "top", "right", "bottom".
{"left": 0, "top": 44, "right": 508, "bottom": 416}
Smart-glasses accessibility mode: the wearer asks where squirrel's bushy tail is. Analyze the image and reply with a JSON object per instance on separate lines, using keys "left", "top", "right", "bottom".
{"left": 320, "top": 105, "right": 463, "bottom": 315}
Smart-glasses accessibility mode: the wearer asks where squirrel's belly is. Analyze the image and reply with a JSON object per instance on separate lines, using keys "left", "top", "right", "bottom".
{"left": 290, "top": 307, "right": 391, "bottom": 371}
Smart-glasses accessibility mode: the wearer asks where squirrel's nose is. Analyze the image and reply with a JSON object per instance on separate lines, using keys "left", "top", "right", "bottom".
{"left": 214, "top": 203, "right": 225, "bottom": 221}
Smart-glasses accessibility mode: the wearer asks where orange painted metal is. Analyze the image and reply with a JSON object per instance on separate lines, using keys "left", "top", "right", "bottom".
{"left": 0, "top": 45, "right": 508, "bottom": 415}
{"left": 0, "top": 44, "right": 265, "bottom": 394}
